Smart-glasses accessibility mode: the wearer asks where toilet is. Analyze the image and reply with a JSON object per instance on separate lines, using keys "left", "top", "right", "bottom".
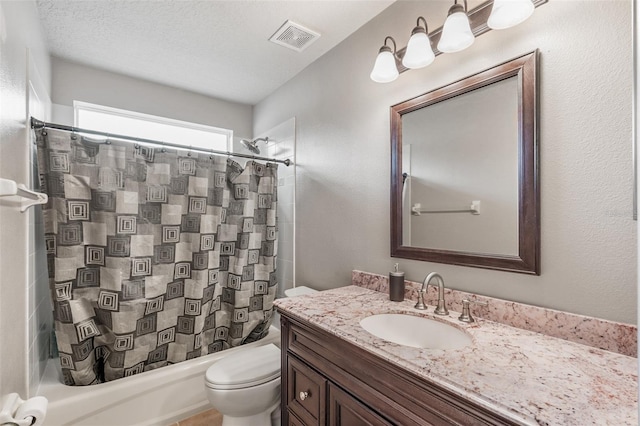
{"left": 205, "top": 343, "right": 281, "bottom": 426}
{"left": 204, "top": 286, "right": 317, "bottom": 426}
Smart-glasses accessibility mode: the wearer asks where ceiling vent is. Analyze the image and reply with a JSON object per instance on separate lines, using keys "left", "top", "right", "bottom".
{"left": 269, "top": 20, "right": 320, "bottom": 52}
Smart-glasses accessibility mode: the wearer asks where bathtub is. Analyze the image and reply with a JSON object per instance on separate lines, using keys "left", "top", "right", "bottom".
{"left": 37, "top": 326, "right": 281, "bottom": 426}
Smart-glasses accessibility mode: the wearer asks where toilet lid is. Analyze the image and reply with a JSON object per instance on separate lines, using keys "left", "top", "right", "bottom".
{"left": 205, "top": 343, "right": 280, "bottom": 390}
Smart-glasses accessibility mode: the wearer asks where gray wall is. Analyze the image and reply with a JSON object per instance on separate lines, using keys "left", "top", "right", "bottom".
{"left": 405, "top": 76, "right": 519, "bottom": 254}
{"left": 0, "top": 1, "right": 51, "bottom": 398}
{"left": 254, "top": 0, "right": 637, "bottom": 324}
{"left": 51, "top": 57, "right": 253, "bottom": 139}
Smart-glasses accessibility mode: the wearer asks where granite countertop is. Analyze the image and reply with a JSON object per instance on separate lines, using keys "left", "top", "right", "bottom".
{"left": 274, "top": 286, "right": 638, "bottom": 426}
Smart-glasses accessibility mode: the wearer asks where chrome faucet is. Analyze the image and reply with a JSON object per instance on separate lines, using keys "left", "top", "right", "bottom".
{"left": 414, "top": 272, "right": 449, "bottom": 315}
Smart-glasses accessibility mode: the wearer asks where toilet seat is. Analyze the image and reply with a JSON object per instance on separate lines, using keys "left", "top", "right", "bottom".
{"left": 205, "top": 343, "right": 281, "bottom": 390}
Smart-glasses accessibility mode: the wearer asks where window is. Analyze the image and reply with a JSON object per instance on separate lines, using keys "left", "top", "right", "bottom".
{"left": 74, "top": 101, "right": 232, "bottom": 152}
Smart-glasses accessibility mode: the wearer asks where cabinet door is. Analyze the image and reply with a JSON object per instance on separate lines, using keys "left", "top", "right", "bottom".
{"left": 328, "top": 383, "right": 393, "bottom": 426}
{"left": 287, "top": 356, "right": 327, "bottom": 425}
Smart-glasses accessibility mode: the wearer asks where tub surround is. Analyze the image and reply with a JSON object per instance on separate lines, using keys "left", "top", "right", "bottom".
{"left": 352, "top": 270, "right": 637, "bottom": 357}
{"left": 274, "top": 286, "right": 637, "bottom": 425}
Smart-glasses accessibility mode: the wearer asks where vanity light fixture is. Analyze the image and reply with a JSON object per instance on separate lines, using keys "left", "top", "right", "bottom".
{"left": 402, "top": 17, "right": 435, "bottom": 69}
{"left": 369, "top": 0, "right": 547, "bottom": 83}
{"left": 437, "top": 0, "right": 475, "bottom": 53}
{"left": 370, "top": 36, "right": 400, "bottom": 83}
{"left": 487, "top": 0, "right": 535, "bottom": 30}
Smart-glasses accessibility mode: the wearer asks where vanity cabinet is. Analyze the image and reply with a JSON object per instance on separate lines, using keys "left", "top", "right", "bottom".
{"left": 280, "top": 313, "right": 520, "bottom": 426}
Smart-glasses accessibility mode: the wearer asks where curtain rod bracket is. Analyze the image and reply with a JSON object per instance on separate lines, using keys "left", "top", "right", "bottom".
{"left": 30, "top": 117, "right": 45, "bottom": 129}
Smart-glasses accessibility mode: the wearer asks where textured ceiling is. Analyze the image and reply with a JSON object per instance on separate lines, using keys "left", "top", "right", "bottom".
{"left": 36, "top": 0, "right": 395, "bottom": 105}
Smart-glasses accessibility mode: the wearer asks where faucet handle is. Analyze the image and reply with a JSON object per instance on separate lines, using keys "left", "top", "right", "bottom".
{"left": 414, "top": 288, "right": 427, "bottom": 310}
{"left": 458, "top": 299, "right": 488, "bottom": 323}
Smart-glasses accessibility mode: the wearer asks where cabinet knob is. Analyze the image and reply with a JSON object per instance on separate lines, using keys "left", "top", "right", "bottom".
{"left": 299, "top": 391, "right": 310, "bottom": 401}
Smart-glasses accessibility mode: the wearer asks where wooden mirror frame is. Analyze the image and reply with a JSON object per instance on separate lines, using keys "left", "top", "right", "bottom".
{"left": 390, "top": 51, "right": 540, "bottom": 275}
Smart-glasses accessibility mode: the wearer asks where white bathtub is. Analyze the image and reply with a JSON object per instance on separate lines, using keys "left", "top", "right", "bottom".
{"left": 37, "top": 326, "right": 281, "bottom": 426}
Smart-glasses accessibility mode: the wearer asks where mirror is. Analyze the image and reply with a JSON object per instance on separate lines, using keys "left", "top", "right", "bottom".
{"left": 390, "top": 51, "right": 539, "bottom": 274}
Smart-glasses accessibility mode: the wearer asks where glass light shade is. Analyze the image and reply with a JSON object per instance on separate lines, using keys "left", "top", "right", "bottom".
{"left": 437, "top": 10, "right": 475, "bottom": 53}
{"left": 402, "top": 31, "right": 435, "bottom": 69}
{"left": 487, "top": 0, "right": 534, "bottom": 30}
{"left": 370, "top": 48, "right": 399, "bottom": 83}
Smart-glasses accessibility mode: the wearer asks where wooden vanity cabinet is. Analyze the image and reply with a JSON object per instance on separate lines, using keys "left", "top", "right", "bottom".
{"left": 279, "top": 313, "right": 520, "bottom": 426}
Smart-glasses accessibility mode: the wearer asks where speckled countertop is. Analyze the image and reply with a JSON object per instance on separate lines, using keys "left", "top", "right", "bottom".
{"left": 274, "top": 286, "right": 638, "bottom": 426}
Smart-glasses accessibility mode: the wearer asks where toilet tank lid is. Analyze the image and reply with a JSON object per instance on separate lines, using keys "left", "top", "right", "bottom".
{"left": 205, "top": 343, "right": 280, "bottom": 387}
{"left": 284, "top": 286, "right": 318, "bottom": 297}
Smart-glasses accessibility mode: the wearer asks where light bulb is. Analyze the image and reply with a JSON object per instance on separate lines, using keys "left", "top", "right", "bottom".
{"left": 437, "top": 4, "right": 474, "bottom": 53}
{"left": 370, "top": 46, "right": 399, "bottom": 83}
{"left": 487, "top": 0, "right": 535, "bottom": 30}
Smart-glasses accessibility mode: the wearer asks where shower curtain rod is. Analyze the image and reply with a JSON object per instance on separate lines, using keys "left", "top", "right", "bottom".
{"left": 30, "top": 117, "right": 291, "bottom": 166}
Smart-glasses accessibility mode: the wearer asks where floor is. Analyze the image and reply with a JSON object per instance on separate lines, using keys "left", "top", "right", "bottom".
{"left": 170, "top": 409, "right": 222, "bottom": 426}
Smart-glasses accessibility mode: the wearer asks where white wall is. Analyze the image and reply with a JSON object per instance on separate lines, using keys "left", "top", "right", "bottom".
{"left": 50, "top": 57, "right": 253, "bottom": 139}
{"left": 254, "top": 0, "right": 637, "bottom": 324}
{"left": 0, "top": 0, "right": 51, "bottom": 398}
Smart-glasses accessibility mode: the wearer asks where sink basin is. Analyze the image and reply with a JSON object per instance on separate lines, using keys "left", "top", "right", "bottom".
{"left": 359, "top": 314, "right": 472, "bottom": 350}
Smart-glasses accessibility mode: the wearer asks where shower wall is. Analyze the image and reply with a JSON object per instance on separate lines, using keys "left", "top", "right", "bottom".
{"left": 27, "top": 56, "right": 53, "bottom": 397}
{"left": 228, "top": 120, "right": 298, "bottom": 297}
{"left": 0, "top": 1, "right": 52, "bottom": 398}
{"left": 253, "top": 118, "right": 296, "bottom": 298}
{"left": 234, "top": 118, "right": 296, "bottom": 331}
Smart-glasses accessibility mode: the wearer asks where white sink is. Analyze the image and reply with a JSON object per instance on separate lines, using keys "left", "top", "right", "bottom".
{"left": 359, "top": 313, "right": 472, "bottom": 350}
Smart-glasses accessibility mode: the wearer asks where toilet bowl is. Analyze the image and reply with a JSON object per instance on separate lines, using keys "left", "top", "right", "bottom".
{"left": 205, "top": 286, "right": 317, "bottom": 426}
{"left": 205, "top": 343, "right": 281, "bottom": 426}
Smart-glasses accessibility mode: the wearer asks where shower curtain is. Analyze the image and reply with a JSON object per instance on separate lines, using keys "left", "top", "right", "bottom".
{"left": 35, "top": 127, "right": 278, "bottom": 385}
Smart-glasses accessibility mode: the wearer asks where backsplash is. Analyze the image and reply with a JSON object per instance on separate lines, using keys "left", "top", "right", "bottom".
{"left": 352, "top": 270, "right": 637, "bottom": 358}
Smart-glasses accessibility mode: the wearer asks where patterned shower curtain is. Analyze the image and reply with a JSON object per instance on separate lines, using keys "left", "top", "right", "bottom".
{"left": 35, "top": 127, "right": 278, "bottom": 385}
